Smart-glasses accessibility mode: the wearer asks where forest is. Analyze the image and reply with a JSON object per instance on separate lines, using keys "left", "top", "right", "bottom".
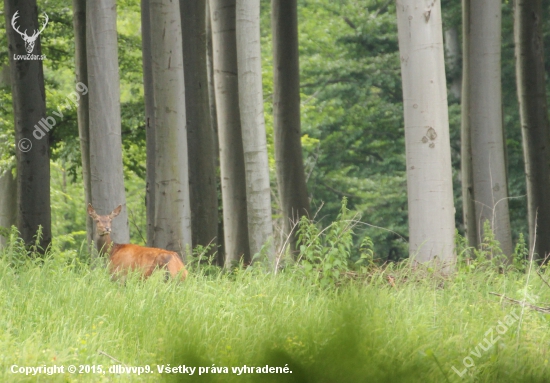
{"left": 1, "top": 0, "right": 550, "bottom": 381}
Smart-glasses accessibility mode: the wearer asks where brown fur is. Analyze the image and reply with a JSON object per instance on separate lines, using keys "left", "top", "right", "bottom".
{"left": 88, "top": 204, "right": 188, "bottom": 281}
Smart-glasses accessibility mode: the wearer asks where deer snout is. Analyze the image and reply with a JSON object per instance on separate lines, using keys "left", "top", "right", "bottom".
{"left": 98, "top": 227, "right": 111, "bottom": 236}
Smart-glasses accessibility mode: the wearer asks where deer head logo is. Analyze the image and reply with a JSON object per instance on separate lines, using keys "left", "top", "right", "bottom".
{"left": 11, "top": 10, "right": 49, "bottom": 54}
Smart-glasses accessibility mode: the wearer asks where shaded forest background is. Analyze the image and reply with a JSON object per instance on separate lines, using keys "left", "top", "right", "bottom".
{"left": 1, "top": 0, "right": 549, "bottom": 260}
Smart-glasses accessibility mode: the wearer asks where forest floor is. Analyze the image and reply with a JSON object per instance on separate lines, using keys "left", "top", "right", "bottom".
{"left": 0, "top": 245, "right": 549, "bottom": 382}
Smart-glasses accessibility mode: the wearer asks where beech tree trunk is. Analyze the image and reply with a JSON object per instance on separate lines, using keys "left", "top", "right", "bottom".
{"left": 461, "top": 0, "right": 477, "bottom": 249}
{"left": 396, "top": 0, "right": 456, "bottom": 268}
{"left": 180, "top": 0, "right": 219, "bottom": 254}
{"left": 0, "top": 169, "right": 16, "bottom": 248}
{"left": 272, "top": 0, "right": 310, "bottom": 254}
{"left": 514, "top": 0, "right": 550, "bottom": 260}
{"left": 205, "top": 0, "right": 223, "bottom": 264}
{"left": 86, "top": 0, "right": 129, "bottom": 244}
{"left": 4, "top": 0, "right": 52, "bottom": 251}
{"left": 72, "top": 0, "right": 93, "bottom": 247}
{"left": 468, "top": 0, "right": 513, "bottom": 259}
{"left": 140, "top": 0, "right": 156, "bottom": 247}
{"left": 205, "top": 0, "right": 219, "bottom": 146}
{"left": 236, "top": 0, "right": 274, "bottom": 262}
{"left": 150, "top": 0, "right": 192, "bottom": 255}
{"left": 209, "top": 0, "right": 250, "bottom": 267}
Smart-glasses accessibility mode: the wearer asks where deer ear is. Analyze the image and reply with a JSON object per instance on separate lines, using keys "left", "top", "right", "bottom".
{"left": 87, "top": 204, "right": 98, "bottom": 220}
{"left": 110, "top": 205, "right": 122, "bottom": 219}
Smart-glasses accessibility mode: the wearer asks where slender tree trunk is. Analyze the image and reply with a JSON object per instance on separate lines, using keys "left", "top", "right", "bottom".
{"left": 4, "top": 1, "right": 52, "bottom": 251}
{"left": 86, "top": 0, "right": 129, "bottom": 244}
{"left": 205, "top": 0, "right": 224, "bottom": 264}
{"left": 514, "top": 0, "right": 550, "bottom": 260}
{"left": 140, "top": 0, "right": 156, "bottom": 247}
{"left": 180, "top": 0, "right": 219, "bottom": 254}
{"left": 72, "top": 0, "right": 93, "bottom": 248}
{"left": 272, "top": 0, "right": 310, "bottom": 255}
{"left": 236, "top": 0, "right": 274, "bottom": 262}
{"left": 209, "top": 0, "right": 250, "bottom": 267}
{"left": 205, "top": 0, "right": 219, "bottom": 146}
{"left": 150, "top": 0, "right": 192, "bottom": 256}
{"left": 444, "top": 27, "right": 461, "bottom": 101}
{"left": 461, "top": 0, "right": 477, "bottom": 249}
{"left": 468, "top": 0, "right": 513, "bottom": 259}
{"left": 396, "top": 0, "right": 456, "bottom": 268}
{"left": 0, "top": 169, "right": 16, "bottom": 248}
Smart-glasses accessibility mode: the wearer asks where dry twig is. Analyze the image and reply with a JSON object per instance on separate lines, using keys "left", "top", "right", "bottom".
{"left": 489, "top": 292, "right": 550, "bottom": 314}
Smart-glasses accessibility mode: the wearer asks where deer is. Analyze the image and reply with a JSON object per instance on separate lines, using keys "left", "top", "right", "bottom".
{"left": 87, "top": 204, "right": 188, "bottom": 281}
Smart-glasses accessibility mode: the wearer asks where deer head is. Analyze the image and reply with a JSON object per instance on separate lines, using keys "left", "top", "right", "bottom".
{"left": 87, "top": 204, "right": 122, "bottom": 237}
{"left": 11, "top": 11, "right": 49, "bottom": 54}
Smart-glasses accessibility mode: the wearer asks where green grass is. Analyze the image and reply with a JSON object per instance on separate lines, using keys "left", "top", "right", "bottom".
{"left": 1, "top": 245, "right": 550, "bottom": 382}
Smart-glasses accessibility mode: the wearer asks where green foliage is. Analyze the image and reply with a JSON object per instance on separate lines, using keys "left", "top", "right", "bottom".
{"left": 512, "top": 233, "right": 529, "bottom": 273}
{"left": 296, "top": 198, "right": 374, "bottom": 287}
{"left": 185, "top": 242, "right": 221, "bottom": 276}
{"left": 473, "top": 220, "right": 506, "bottom": 264}
{"left": 0, "top": 225, "right": 30, "bottom": 269}
{"left": 456, "top": 222, "right": 529, "bottom": 273}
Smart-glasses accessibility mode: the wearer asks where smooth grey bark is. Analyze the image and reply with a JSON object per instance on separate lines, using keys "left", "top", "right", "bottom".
{"left": 72, "top": 0, "right": 93, "bottom": 247}
{"left": 514, "top": 0, "right": 550, "bottom": 260}
{"left": 272, "top": 0, "right": 310, "bottom": 255}
{"left": 140, "top": 0, "right": 156, "bottom": 247}
{"left": 209, "top": 0, "right": 250, "bottom": 267}
{"left": 468, "top": 0, "right": 513, "bottom": 259}
{"left": 461, "top": 0, "right": 477, "bottom": 249}
{"left": 236, "top": 0, "right": 274, "bottom": 262}
{"left": 4, "top": 1, "right": 52, "bottom": 250}
{"left": 180, "top": 0, "right": 219, "bottom": 254}
{"left": 86, "top": 0, "right": 129, "bottom": 244}
{"left": 150, "top": 0, "right": 192, "bottom": 256}
{"left": 396, "top": 0, "right": 456, "bottom": 268}
{"left": 205, "top": 0, "right": 223, "bottom": 264}
{"left": 205, "top": 0, "right": 219, "bottom": 146}
{"left": 0, "top": 169, "right": 16, "bottom": 247}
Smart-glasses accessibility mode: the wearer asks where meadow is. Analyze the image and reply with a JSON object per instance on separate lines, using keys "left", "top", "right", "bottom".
{"left": 1, "top": 230, "right": 550, "bottom": 383}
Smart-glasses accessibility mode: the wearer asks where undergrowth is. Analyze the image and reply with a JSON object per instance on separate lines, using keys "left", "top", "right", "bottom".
{"left": 0, "top": 206, "right": 549, "bottom": 382}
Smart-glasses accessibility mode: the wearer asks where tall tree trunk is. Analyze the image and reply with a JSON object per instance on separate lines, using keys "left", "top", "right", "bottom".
{"left": 396, "top": 0, "right": 456, "bottom": 268}
{"left": 444, "top": 27, "right": 461, "bottom": 101}
{"left": 272, "top": 0, "right": 310, "bottom": 255}
{"left": 150, "top": 0, "right": 192, "bottom": 256}
{"left": 514, "top": 0, "right": 550, "bottom": 260}
{"left": 205, "top": 0, "right": 219, "bottom": 147}
{"left": 461, "top": 0, "right": 477, "bottom": 249}
{"left": 0, "top": 169, "right": 16, "bottom": 248}
{"left": 140, "top": 0, "right": 156, "bottom": 247}
{"left": 180, "top": 0, "right": 219, "bottom": 254}
{"left": 236, "top": 0, "right": 274, "bottom": 262}
{"left": 468, "top": 0, "right": 513, "bottom": 259}
{"left": 209, "top": 0, "right": 250, "bottom": 267}
{"left": 205, "top": 0, "right": 224, "bottom": 264}
{"left": 86, "top": 0, "right": 129, "bottom": 244}
{"left": 4, "top": 1, "right": 52, "bottom": 251}
{"left": 72, "top": 0, "right": 93, "bottom": 248}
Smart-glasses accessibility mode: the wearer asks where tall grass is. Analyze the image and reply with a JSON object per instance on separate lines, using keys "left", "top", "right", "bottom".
{"left": 1, "top": 236, "right": 550, "bottom": 382}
